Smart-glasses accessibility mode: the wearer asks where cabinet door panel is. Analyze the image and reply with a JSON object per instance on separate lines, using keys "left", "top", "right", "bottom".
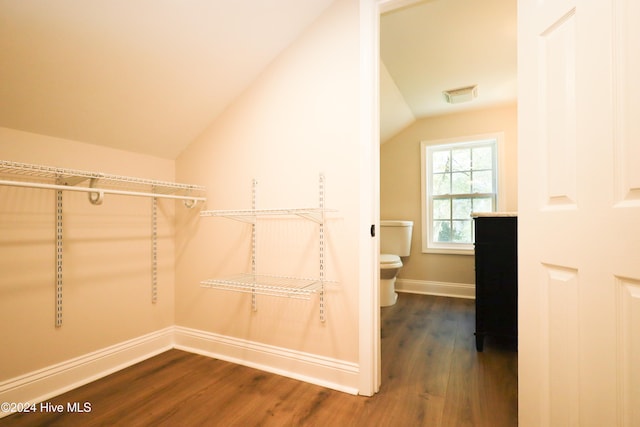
{"left": 473, "top": 216, "right": 518, "bottom": 351}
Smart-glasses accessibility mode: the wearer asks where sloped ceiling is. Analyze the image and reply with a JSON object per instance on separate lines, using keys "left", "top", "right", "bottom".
{"left": 0, "top": 0, "right": 516, "bottom": 156}
{"left": 0, "top": 0, "right": 334, "bottom": 159}
{"left": 380, "top": 0, "right": 517, "bottom": 142}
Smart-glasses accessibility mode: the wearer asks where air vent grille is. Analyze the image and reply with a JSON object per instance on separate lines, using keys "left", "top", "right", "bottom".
{"left": 443, "top": 85, "right": 478, "bottom": 104}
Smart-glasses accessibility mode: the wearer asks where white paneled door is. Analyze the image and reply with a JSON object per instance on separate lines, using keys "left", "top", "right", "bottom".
{"left": 518, "top": 0, "right": 640, "bottom": 426}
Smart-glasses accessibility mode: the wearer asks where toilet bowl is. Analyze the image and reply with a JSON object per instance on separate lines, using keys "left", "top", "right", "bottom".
{"left": 380, "top": 254, "right": 403, "bottom": 306}
{"left": 379, "top": 220, "right": 413, "bottom": 307}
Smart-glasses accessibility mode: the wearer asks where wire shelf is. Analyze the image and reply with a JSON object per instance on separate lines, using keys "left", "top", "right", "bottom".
{"left": 200, "top": 208, "right": 335, "bottom": 224}
{"left": 0, "top": 160, "right": 206, "bottom": 202}
{"left": 0, "top": 159, "right": 208, "bottom": 327}
{"left": 199, "top": 175, "right": 333, "bottom": 321}
{"left": 201, "top": 274, "right": 323, "bottom": 300}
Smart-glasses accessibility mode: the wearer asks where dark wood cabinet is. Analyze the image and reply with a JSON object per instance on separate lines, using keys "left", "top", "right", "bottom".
{"left": 473, "top": 214, "right": 518, "bottom": 351}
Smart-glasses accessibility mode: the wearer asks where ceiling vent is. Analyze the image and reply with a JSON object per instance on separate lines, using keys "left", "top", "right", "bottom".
{"left": 443, "top": 85, "right": 478, "bottom": 104}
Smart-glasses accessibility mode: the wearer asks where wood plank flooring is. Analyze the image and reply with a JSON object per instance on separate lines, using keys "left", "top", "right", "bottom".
{"left": 0, "top": 294, "right": 517, "bottom": 426}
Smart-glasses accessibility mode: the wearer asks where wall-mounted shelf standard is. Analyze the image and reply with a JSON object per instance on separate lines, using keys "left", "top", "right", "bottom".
{"left": 0, "top": 159, "right": 207, "bottom": 327}
{"left": 200, "top": 174, "right": 333, "bottom": 321}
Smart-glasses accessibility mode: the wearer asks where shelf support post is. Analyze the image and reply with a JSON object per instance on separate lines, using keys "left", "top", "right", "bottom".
{"left": 251, "top": 179, "right": 257, "bottom": 312}
{"left": 319, "top": 174, "right": 325, "bottom": 323}
{"left": 151, "top": 197, "right": 158, "bottom": 303}
{"left": 55, "top": 190, "right": 63, "bottom": 327}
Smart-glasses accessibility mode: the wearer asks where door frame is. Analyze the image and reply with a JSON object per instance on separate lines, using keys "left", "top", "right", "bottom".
{"left": 358, "top": 0, "right": 424, "bottom": 397}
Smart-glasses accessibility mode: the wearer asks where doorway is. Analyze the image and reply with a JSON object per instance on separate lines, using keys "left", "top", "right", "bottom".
{"left": 375, "top": 0, "right": 518, "bottom": 390}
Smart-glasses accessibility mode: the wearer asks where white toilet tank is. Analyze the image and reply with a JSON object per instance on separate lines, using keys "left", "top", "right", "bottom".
{"left": 380, "top": 220, "right": 413, "bottom": 256}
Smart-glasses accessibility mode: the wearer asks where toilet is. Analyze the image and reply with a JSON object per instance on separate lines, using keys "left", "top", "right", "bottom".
{"left": 380, "top": 220, "right": 413, "bottom": 307}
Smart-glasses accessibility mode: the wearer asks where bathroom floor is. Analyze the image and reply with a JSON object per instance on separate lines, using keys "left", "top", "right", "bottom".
{"left": 378, "top": 293, "right": 518, "bottom": 426}
{"left": 1, "top": 294, "right": 517, "bottom": 427}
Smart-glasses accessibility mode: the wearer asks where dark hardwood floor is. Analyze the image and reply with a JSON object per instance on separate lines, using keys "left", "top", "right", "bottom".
{"left": 0, "top": 294, "right": 517, "bottom": 426}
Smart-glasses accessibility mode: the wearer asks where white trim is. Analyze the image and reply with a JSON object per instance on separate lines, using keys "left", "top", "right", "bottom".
{"left": 395, "top": 278, "right": 475, "bottom": 299}
{"left": 174, "top": 326, "right": 359, "bottom": 395}
{"left": 0, "top": 326, "right": 361, "bottom": 418}
{"left": 0, "top": 328, "right": 173, "bottom": 418}
{"left": 359, "top": 0, "right": 419, "bottom": 399}
{"left": 359, "top": 0, "right": 381, "bottom": 397}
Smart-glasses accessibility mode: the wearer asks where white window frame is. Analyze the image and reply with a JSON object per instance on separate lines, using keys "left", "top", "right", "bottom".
{"left": 420, "top": 132, "right": 506, "bottom": 255}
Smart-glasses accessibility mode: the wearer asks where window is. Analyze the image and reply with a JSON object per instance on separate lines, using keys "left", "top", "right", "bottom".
{"left": 420, "top": 133, "right": 504, "bottom": 254}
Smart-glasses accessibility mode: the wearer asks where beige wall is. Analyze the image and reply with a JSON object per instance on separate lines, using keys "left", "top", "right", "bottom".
{"left": 0, "top": 0, "right": 363, "bottom": 387}
{"left": 380, "top": 103, "right": 518, "bottom": 285}
{"left": 0, "top": 127, "right": 176, "bottom": 379}
{"left": 175, "top": 0, "right": 361, "bottom": 363}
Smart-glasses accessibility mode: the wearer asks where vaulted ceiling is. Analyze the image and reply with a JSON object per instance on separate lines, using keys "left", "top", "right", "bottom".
{"left": 380, "top": 0, "right": 517, "bottom": 141}
{"left": 0, "top": 0, "right": 334, "bottom": 159}
{"left": 0, "top": 0, "right": 517, "bottom": 157}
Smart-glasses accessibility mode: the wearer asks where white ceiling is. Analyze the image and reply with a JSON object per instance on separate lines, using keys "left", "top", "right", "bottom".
{"left": 0, "top": 0, "right": 334, "bottom": 159}
{"left": 0, "top": 0, "right": 517, "bottom": 157}
{"left": 380, "top": 0, "right": 517, "bottom": 141}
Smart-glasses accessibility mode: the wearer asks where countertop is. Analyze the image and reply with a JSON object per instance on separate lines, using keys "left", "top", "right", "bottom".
{"left": 471, "top": 212, "right": 518, "bottom": 218}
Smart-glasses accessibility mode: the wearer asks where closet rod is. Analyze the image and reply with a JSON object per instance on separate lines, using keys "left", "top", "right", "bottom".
{"left": 0, "top": 179, "right": 206, "bottom": 204}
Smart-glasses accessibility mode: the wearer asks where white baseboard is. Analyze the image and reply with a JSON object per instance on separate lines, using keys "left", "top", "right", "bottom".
{"left": 0, "top": 325, "right": 359, "bottom": 417}
{"left": 395, "top": 278, "right": 475, "bottom": 299}
{"left": 173, "top": 326, "right": 359, "bottom": 395}
{"left": 0, "top": 281, "right": 471, "bottom": 417}
{"left": 0, "top": 327, "right": 173, "bottom": 419}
